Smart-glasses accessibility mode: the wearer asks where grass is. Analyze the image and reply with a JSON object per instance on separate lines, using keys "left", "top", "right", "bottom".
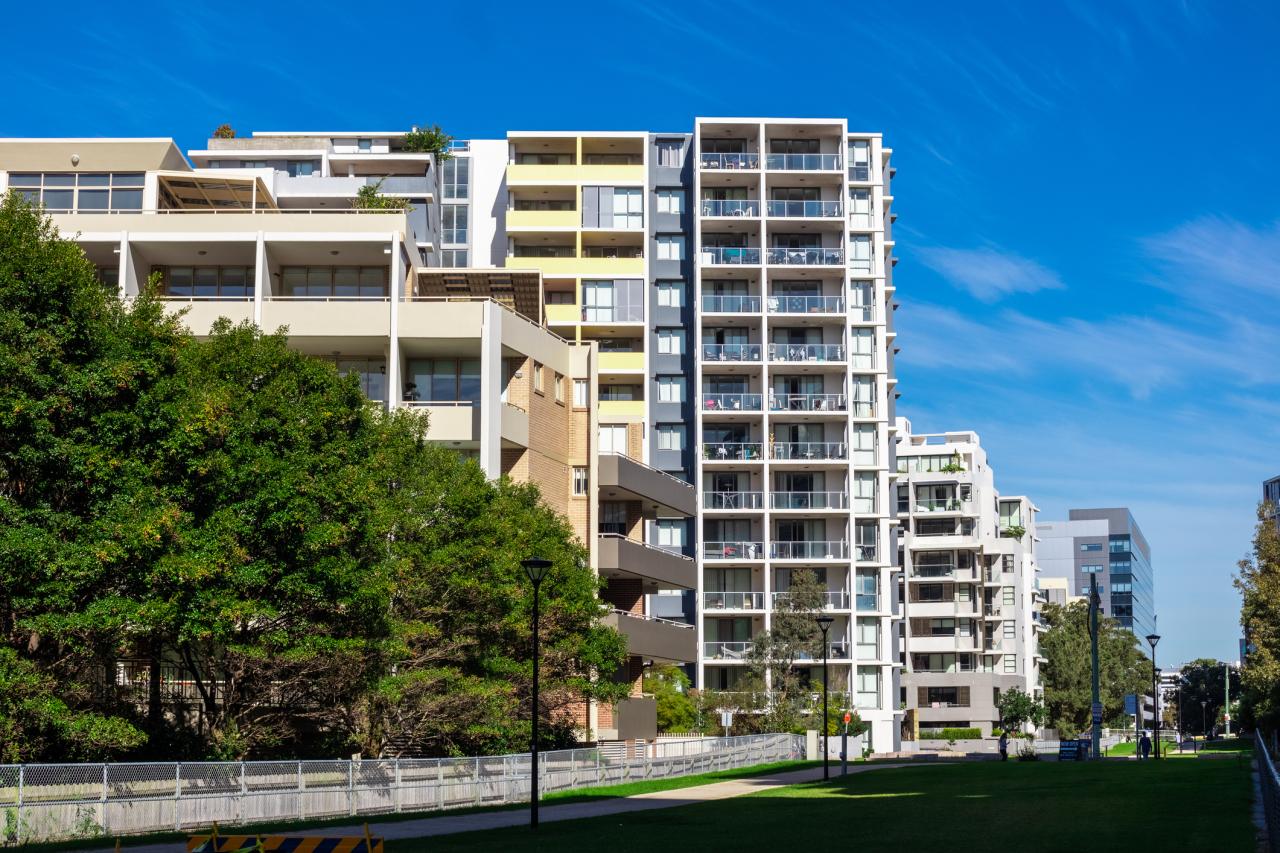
{"left": 10, "top": 760, "right": 820, "bottom": 852}
{"left": 395, "top": 756, "right": 1256, "bottom": 852}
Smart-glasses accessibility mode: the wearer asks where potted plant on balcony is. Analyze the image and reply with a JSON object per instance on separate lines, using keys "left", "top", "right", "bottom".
{"left": 940, "top": 452, "right": 965, "bottom": 474}
{"left": 402, "top": 124, "right": 454, "bottom": 159}
{"left": 1002, "top": 524, "right": 1027, "bottom": 541}
{"left": 353, "top": 179, "right": 413, "bottom": 212}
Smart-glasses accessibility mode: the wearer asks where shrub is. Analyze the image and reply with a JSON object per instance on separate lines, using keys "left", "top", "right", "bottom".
{"left": 919, "top": 727, "right": 982, "bottom": 740}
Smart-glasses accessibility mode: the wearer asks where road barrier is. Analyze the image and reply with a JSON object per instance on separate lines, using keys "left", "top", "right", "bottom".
{"left": 1258, "top": 734, "right": 1279, "bottom": 853}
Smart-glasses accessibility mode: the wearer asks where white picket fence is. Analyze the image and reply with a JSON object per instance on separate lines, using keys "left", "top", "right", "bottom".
{"left": 0, "top": 733, "right": 804, "bottom": 845}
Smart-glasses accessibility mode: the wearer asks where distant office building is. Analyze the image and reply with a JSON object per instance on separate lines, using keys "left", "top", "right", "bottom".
{"left": 1264, "top": 475, "right": 1280, "bottom": 524}
{"left": 1038, "top": 577, "right": 1078, "bottom": 608}
{"left": 1035, "top": 509, "right": 1155, "bottom": 638}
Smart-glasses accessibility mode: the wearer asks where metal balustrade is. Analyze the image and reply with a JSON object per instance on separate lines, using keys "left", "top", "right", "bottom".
{"left": 766, "top": 200, "right": 843, "bottom": 218}
{"left": 767, "top": 294, "right": 845, "bottom": 314}
{"left": 768, "top": 343, "right": 845, "bottom": 362}
{"left": 702, "top": 393, "right": 763, "bottom": 411}
{"left": 766, "top": 153, "right": 842, "bottom": 171}
{"left": 770, "top": 491, "right": 849, "bottom": 510}
{"left": 703, "top": 541, "right": 765, "bottom": 560}
{"left": 703, "top": 490, "right": 765, "bottom": 510}
{"left": 766, "top": 247, "right": 845, "bottom": 265}
{"left": 703, "top": 641, "right": 756, "bottom": 659}
{"left": 702, "top": 591, "right": 765, "bottom": 610}
{"left": 700, "top": 153, "right": 761, "bottom": 170}
{"left": 701, "top": 199, "right": 759, "bottom": 217}
{"left": 770, "top": 393, "right": 848, "bottom": 412}
{"left": 701, "top": 247, "right": 762, "bottom": 265}
{"left": 770, "top": 540, "right": 850, "bottom": 559}
{"left": 702, "top": 442, "right": 764, "bottom": 461}
{"left": 770, "top": 441, "right": 848, "bottom": 461}
{"left": 702, "top": 294, "right": 762, "bottom": 313}
{"left": 702, "top": 343, "right": 762, "bottom": 361}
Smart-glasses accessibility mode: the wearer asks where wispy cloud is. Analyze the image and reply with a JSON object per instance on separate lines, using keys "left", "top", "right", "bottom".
{"left": 915, "top": 245, "right": 1065, "bottom": 302}
{"left": 1143, "top": 216, "right": 1280, "bottom": 302}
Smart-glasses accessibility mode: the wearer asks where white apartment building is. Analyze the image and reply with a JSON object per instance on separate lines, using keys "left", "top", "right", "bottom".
{"left": 895, "top": 420, "right": 1044, "bottom": 738}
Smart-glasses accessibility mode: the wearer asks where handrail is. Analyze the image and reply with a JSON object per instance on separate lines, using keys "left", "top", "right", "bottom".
{"left": 702, "top": 392, "right": 763, "bottom": 411}
{"left": 702, "top": 295, "right": 762, "bottom": 313}
{"left": 268, "top": 295, "right": 391, "bottom": 302}
{"left": 703, "top": 490, "right": 764, "bottom": 510}
{"left": 597, "top": 451, "right": 693, "bottom": 491}
{"left": 159, "top": 295, "right": 254, "bottom": 302}
{"left": 700, "top": 153, "right": 760, "bottom": 170}
{"left": 769, "top": 393, "right": 848, "bottom": 412}
{"left": 607, "top": 607, "right": 695, "bottom": 629}
{"left": 597, "top": 532, "right": 694, "bottom": 562}
{"left": 401, "top": 399, "right": 477, "bottom": 407}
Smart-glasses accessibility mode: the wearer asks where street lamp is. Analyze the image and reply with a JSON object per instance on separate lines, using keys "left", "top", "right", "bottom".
{"left": 522, "top": 557, "right": 553, "bottom": 829}
{"left": 816, "top": 614, "right": 835, "bottom": 780}
{"left": 1200, "top": 699, "right": 1208, "bottom": 738}
{"left": 1145, "top": 634, "right": 1161, "bottom": 760}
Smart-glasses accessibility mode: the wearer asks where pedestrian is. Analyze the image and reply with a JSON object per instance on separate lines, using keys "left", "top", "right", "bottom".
{"left": 999, "top": 730, "right": 1009, "bottom": 762}
{"left": 1139, "top": 732, "right": 1151, "bottom": 760}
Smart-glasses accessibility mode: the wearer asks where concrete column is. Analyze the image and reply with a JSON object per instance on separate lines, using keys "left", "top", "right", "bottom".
{"left": 253, "top": 233, "right": 265, "bottom": 327}
{"left": 477, "top": 302, "right": 503, "bottom": 478}
{"left": 117, "top": 233, "right": 132, "bottom": 299}
{"left": 387, "top": 235, "right": 403, "bottom": 410}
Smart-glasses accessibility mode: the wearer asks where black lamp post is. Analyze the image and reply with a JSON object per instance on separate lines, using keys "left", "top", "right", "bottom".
{"left": 816, "top": 614, "right": 835, "bottom": 780}
{"left": 522, "top": 557, "right": 552, "bottom": 828}
{"left": 1145, "top": 633, "right": 1161, "bottom": 759}
{"left": 1200, "top": 699, "right": 1208, "bottom": 738}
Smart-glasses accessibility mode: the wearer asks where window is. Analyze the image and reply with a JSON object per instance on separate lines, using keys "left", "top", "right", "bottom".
{"left": 657, "top": 280, "right": 685, "bottom": 307}
{"left": 442, "top": 157, "right": 470, "bottom": 200}
{"left": 1001, "top": 554, "right": 1014, "bottom": 573}
{"left": 440, "top": 249, "right": 469, "bottom": 267}
{"left": 599, "top": 385, "right": 640, "bottom": 400}
{"left": 1003, "top": 654, "right": 1017, "bottom": 673}
{"left": 656, "top": 139, "right": 683, "bottom": 167}
{"left": 328, "top": 356, "right": 387, "bottom": 403}
{"left": 286, "top": 160, "right": 318, "bottom": 177}
{"left": 1002, "top": 586, "right": 1015, "bottom": 606}
{"left": 656, "top": 424, "right": 686, "bottom": 451}
{"left": 572, "top": 467, "right": 589, "bottom": 496}
{"left": 1080, "top": 543, "right": 1103, "bottom": 552}
{"left": 1003, "top": 621, "right": 1016, "bottom": 639}
{"left": 357, "top": 138, "right": 372, "bottom": 151}
{"left": 442, "top": 205, "right": 468, "bottom": 244}
{"left": 162, "top": 266, "right": 253, "bottom": 299}
{"left": 533, "top": 362, "right": 544, "bottom": 393}
{"left": 573, "top": 379, "right": 589, "bottom": 407}
{"left": 855, "top": 570, "right": 878, "bottom": 611}
{"left": 656, "top": 234, "right": 685, "bottom": 261}
{"left": 280, "top": 266, "right": 387, "bottom": 299}
{"left": 856, "top": 618, "right": 879, "bottom": 660}
{"left": 9, "top": 172, "right": 144, "bottom": 212}
{"left": 599, "top": 424, "right": 627, "bottom": 454}
{"left": 554, "top": 372, "right": 565, "bottom": 403}
{"left": 657, "top": 188, "right": 685, "bottom": 214}
{"left": 600, "top": 501, "right": 628, "bottom": 535}
{"left": 403, "top": 358, "right": 480, "bottom": 403}
{"left": 611, "top": 188, "right": 643, "bottom": 228}
{"left": 655, "top": 519, "right": 686, "bottom": 548}
{"left": 856, "top": 666, "right": 879, "bottom": 709}
{"left": 657, "top": 328, "right": 685, "bottom": 355}
{"left": 657, "top": 376, "right": 685, "bottom": 402}
{"left": 1081, "top": 564, "right": 1103, "bottom": 573}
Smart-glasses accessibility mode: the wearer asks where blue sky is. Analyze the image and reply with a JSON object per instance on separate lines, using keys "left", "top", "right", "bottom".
{"left": 5, "top": 0, "right": 1278, "bottom": 666}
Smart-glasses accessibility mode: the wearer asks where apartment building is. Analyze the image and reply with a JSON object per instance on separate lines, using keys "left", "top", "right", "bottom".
{"left": 1264, "top": 474, "right": 1280, "bottom": 524}
{"left": 0, "top": 115, "right": 901, "bottom": 751}
{"left": 895, "top": 421, "right": 1044, "bottom": 738}
{"left": 1036, "top": 508, "right": 1156, "bottom": 639}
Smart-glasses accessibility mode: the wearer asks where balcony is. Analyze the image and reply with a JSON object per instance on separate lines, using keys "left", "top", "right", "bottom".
{"left": 700, "top": 153, "right": 760, "bottom": 170}
{"left": 700, "top": 199, "right": 759, "bottom": 217}
{"left": 770, "top": 491, "right": 849, "bottom": 510}
{"left": 766, "top": 153, "right": 842, "bottom": 171}
{"left": 598, "top": 534, "right": 695, "bottom": 591}
{"left": 599, "top": 351, "right": 644, "bottom": 373}
{"left": 914, "top": 499, "right": 973, "bottom": 513}
{"left": 855, "top": 544, "right": 879, "bottom": 562}
{"left": 702, "top": 294, "right": 761, "bottom": 313}
{"left": 507, "top": 162, "right": 644, "bottom": 185}
{"left": 702, "top": 442, "right": 763, "bottom": 461}
{"left": 703, "top": 541, "right": 764, "bottom": 560}
{"left": 598, "top": 452, "right": 696, "bottom": 516}
{"left": 401, "top": 400, "right": 479, "bottom": 442}
{"left": 848, "top": 164, "right": 871, "bottom": 181}
{"left": 702, "top": 591, "right": 765, "bottom": 610}
{"left": 768, "top": 343, "right": 845, "bottom": 363}
{"left": 505, "top": 208, "right": 579, "bottom": 229}
{"left": 703, "top": 490, "right": 764, "bottom": 511}
{"left": 604, "top": 609, "right": 695, "bottom": 664}
{"left": 770, "top": 441, "right": 848, "bottom": 461}
{"left": 856, "top": 593, "right": 880, "bottom": 612}
{"left": 770, "top": 540, "right": 849, "bottom": 560}
{"left": 703, "top": 641, "right": 754, "bottom": 660}
{"left": 702, "top": 393, "right": 762, "bottom": 412}
{"left": 701, "top": 247, "right": 762, "bottom": 265}
{"left": 701, "top": 343, "right": 762, "bottom": 362}
{"left": 765, "top": 200, "right": 843, "bottom": 218}
{"left": 770, "top": 393, "right": 847, "bottom": 413}
{"left": 768, "top": 295, "right": 845, "bottom": 314}
{"left": 766, "top": 248, "right": 844, "bottom": 266}
{"left": 773, "top": 590, "right": 851, "bottom": 609}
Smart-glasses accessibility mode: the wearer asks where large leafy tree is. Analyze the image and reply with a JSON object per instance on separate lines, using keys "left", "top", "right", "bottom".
{"left": 1170, "top": 658, "right": 1240, "bottom": 736}
{"left": 1038, "top": 600, "right": 1148, "bottom": 736}
{"left": 1236, "top": 504, "right": 1280, "bottom": 731}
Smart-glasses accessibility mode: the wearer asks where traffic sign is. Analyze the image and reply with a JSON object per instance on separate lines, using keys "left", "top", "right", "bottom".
{"left": 843, "top": 711, "right": 852, "bottom": 724}
{"left": 1091, "top": 701, "right": 1103, "bottom": 724}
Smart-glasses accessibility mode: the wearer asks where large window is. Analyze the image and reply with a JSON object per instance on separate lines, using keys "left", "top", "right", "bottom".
{"left": 599, "top": 424, "right": 628, "bottom": 454}
{"left": 162, "top": 266, "right": 252, "bottom": 299}
{"left": 442, "top": 204, "right": 468, "bottom": 244}
{"left": 403, "top": 358, "right": 481, "bottom": 403}
{"left": 582, "top": 279, "right": 643, "bottom": 322}
{"left": 856, "top": 617, "right": 879, "bottom": 660}
{"left": 855, "top": 570, "right": 878, "bottom": 611}
{"left": 279, "top": 266, "right": 387, "bottom": 299}
{"left": 657, "top": 234, "right": 686, "bottom": 261}
{"left": 326, "top": 356, "right": 387, "bottom": 403}
{"left": 655, "top": 139, "right": 683, "bottom": 167}
{"left": 856, "top": 666, "right": 880, "bottom": 708}
{"left": 657, "top": 375, "right": 686, "bottom": 402}
{"left": 657, "top": 188, "right": 685, "bottom": 214}
{"left": 612, "top": 188, "right": 643, "bottom": 228}
{"left": 657, "top": 279, "right": 685, "bottom": 307}
{"left": 440, "top": 249, "right": 469, "bottom": 267}
{"left": 9, "top": 172, "right": 144, "bottom": 211}
{"left": 655, "top": 519, "right": 686, "bottom": 548}
{"left": 442, "top": 157, "right": 470, "bottom": 200}
{"left": 657, "top": 327, "right": 685, "bottom": 354}
{"left": 656, "top": 424, "right": 686, "bottom": 451}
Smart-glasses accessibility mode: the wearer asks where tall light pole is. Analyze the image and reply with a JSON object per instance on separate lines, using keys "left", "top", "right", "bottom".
{"left": 1145, "top": 634, "right": 1161, "bottom": 759}
{"left": 522, "top": 557, "right": 552, "bottom": 829}
{"left": 1224, "top": 662, "right": 1232, "bottom": 737}
{"left": 1089, "top": 574, "right": 1101, "bottom": 759}
{"left": 1200, "top": 699, "right": 1208, "bottom": 738}
{"left": 816, "top": 614, "right": 834, "bottom": 780}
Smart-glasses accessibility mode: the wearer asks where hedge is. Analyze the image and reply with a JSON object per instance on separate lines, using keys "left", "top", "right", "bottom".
{"left": 919, "top": 727, "right": 983, "bottom": 740}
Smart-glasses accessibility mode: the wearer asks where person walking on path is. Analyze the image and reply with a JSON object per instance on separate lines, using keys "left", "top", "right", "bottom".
{"left": 1139, "top": 732, "right": 1152, "bottom": 760}
{"left": 999, "top": 730, "right": 1009, "bottom": 762}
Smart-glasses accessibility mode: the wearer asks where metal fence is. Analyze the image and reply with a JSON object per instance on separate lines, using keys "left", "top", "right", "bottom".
{"left": 1258, "top": 734, "right": 1279, "bottom": 853}
{"left": 0, "top": 733, "right": 803, "bottom": 845}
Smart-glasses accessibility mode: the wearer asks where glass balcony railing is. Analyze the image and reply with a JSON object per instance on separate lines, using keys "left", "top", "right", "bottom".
{"left": 703, "top": 641, "right": 754, "bottom": 659}
{"left": 848, "top": 164, "right": 871, "bottom": 181}
{"left": 770, "top": 540, "right": 849, "bottom": 559}
{"left": 581, "top": 305, "right": 644, "bottom": 322}
{"left": 702, "top": 392, "right": 763, "bottom": 411}
{"left": 702, "top": 442, "right": 763, "bottom": 461}
{"left": 767, "top": 247, "right": 845, "bottom": 266}
{"left": 856, "top": 544, "right": 879, "bottom": 562}
{"left": 912, "top": 563, "right": 959, "bottom": 579}
{"left": 773, "top": 590, "right": 851, "bottom": 609}
{"left": 914, "top": 498, "right": 971, "bottom": 513}
{"left": 701, "top": 247, "right": 762, "bottom": 265}
{"left": 703, "top": 591, "right": 765, "bottom": 610}
{"left": 856, "top": 593, "right": 879, "bottom": 611}
{"left": 703, "top": 541, "right": 764, "bottom": 560}
{"left": 770, "top": 491, "right": 848, "bottom": 510}
{"left": 768, "top": 294, "right": 844, "bottom": 314}
{"left": 702, "top": 294, "right": 761, "bottom": 313}
{"left": 700, "top": 199, "right": 759, "bottom": 217}
{"left": 770, "top": 393, "right": 847, "bottom": 412}
{"left": 766, "top": 200, "right": 843, "bottom": 218}
{"left": 703, "top": 490, "right": 764, "bottom": 510}
{"left": 700, "top": 153, "right": 760, "bottom": 170}
{"left": 768, "top": 343, "right": 845, "bottom": 362}
{"left": 770, "top": 441, "right": 848, "bottom": 461}
{"left": 702, "top": 343, "right": 762, "bottom": 362}
{"left": 766, "top": 153, "right": 842, "bottom": 171}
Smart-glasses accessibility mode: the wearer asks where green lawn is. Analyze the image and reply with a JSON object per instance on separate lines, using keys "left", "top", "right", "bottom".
{"left": 398, "top": 757, "right": 1256, "bottom": 852}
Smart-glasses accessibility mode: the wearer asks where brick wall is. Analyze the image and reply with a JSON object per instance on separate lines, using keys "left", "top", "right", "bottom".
{"left": 604, "top": 578, "right": 643, "bottom": 613}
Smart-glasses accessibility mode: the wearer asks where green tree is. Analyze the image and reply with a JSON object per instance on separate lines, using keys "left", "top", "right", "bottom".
{"left": 353, "top": 179, "right": 412, "bottom": 211}
{"left": 997, "top": 686, "right": 1047, "bottom": 738}
{"left": 212, "top": 124, "right": 236, "bottom": 139}
{"left": 402, "top": 124, "right": 454, "bottom": 159}
{"left": 1038, "top": 600, "right": 1148, "bottom": 737}
{"left": 643, "top": 665, "right": 698, "bottom": 734}
{"left": 1169, "top": 659, "right": 1240, "bottom": 736}
{"left": 742, "top": 568, "right": 828, "bottom": 733}
{"left": 1236, "top": 503, "right": 1280, "bottom": 731}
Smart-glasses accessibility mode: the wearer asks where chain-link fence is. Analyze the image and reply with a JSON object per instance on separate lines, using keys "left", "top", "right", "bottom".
{"left": 0, "top": 733, "right": 803, "bottom": 845}
{"left": 1258, "top": 734, "right": 1278, "bottom": 853}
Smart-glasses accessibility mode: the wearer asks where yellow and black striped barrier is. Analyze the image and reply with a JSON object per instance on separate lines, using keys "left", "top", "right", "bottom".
{"left": 187, "top": 822, "right": 384, "bottom": 852}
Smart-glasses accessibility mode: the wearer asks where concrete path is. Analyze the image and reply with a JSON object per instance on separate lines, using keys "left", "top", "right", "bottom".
{"left": 78, "top": 763, "right": 914, "bottom": 852}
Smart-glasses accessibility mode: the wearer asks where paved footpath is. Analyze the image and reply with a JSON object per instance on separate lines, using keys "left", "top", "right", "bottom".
{"left": 79, "top": 763, "right": 916, "bottom": 852}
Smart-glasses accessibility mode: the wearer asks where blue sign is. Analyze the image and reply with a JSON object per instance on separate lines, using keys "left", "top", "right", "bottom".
{"left": 1124, "top": 694, "right": 1138, "bottom": 715}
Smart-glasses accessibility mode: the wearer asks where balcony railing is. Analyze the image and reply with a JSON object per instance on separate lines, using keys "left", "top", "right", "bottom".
{"left": 703, "top": 491, "right": 764, "bottom": 510}
{"left": 856, "top": 593, "right": 880, "bottom": 611}
{"left": 795, "top": 642, "right": 850, "bottom": 661}
{"left": 702, "top": 343, "right": 762, "bottom": 362}
{"left": 773, "top": 590, "right": 851, "bottom": 609}
{"left": 702, "top": 294, "right": 761, "bottom": 313}
{"left": 770, "top": 540, "right": 849, "bottom": 559}
{"left": 914, "top": 498, "right": 971, "bottom": 513}
{"left": 771, "top": 491, "right": 848, "bottom": 510}
{"left": 848, "top": 164, "right": 871, "bottom": 181}
{"left": 770, "top": 393, "right": 847, "bottom": 413}
{"left": 701, "top": 247, "right": 761, "bottom": 265}
{"left": 912, "top": 564, "right": 959, "bottom": 579}
{"left": 856, "top": 544, "right": 879, "bottom": 562}
{"left": 703, "top": 641, "right": 755, "bottom": 659}
{"left": 766, "top": 200, "right": 843, "bottom": 218}
{"left": 766, "top": 153, "right": 842, "bottom": 171}
{"left": 702, "top": 442, "right": 763, "bottom": 461}
{"left": 768, "top": 343, "right": 845, "bottom": 363}
{"left": 702, "top": 392, "right": 762, "bottom": 411}
{"left": 703, "top": 541, "right": 764, "bottom": 560}
{"left": 582, "top": 306, "right": 644, "bottom": 322}
{"left": 768, "top": 294, "right": 845, "bottom": 314}
{"left": 850, "top": 400, "right": 876, "bottom": 417}
{"left": 850, "top": 303, "right": 876, "bottom": 322}
{"left": 770, "top": 441, "right": 848, "bottom": 461}
{"left": 701, "top": 199, "right": 759, "bottom": 217}
{"left": 767, "top": 247, "right": 844, "bottom": 266}
{"left": 703, "top": 591, "right": 765, "bottom": 610}
{"left": 700, "top": 153, "right": 760, "bottom": 170}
